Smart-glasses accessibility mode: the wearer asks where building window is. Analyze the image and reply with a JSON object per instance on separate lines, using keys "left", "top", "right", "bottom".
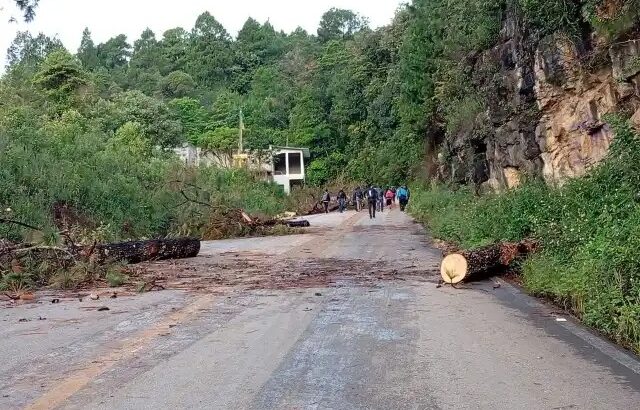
{"left": 274, "top": 153, "right": 287, "bottom": 175}
{"left": 288, "top": 152, "right": 302, "bottom": 174}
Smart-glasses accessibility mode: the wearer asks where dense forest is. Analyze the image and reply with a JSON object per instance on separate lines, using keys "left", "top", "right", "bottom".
{"left": 5, "top": 1, "right": 638, "bottom": 188}
{"left": 1, "top": 5, "right": 409, "bottom": 243}
{"left": 2, "top": 1, "right": 640, "bottom": 351}
{"left": 3, "top": 6, "right": 425, "bottom": 187}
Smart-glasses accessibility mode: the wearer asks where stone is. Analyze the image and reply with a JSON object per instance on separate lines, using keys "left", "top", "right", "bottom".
{"left": 439, "top": 3, "right": 639, "bottom": 190}
{"left": 503, "top": 167, "right": 521, "bottom": 189}
{"left": 631, "top": 108, "right": 640, "bottom": 130}
{"left": 610, "top": 40, "right": 640, "bottom": 81}
{"left": 617, "top": 82, "right": 636, "bottom": 100}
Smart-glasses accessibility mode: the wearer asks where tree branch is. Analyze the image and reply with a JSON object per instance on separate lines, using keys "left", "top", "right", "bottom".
{"left": 180, "top": 190, "right": 212, "bottom": 208}
{"left": 0, "top": 217, "right": 42, "bottom": 231}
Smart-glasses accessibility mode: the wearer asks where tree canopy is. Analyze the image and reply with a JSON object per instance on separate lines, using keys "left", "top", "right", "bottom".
{"left": 6, "top": 1, "right": 634, "bottom": 187}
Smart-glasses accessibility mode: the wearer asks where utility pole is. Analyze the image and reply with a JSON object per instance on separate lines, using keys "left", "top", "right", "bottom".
{"left": 233, "top": 109, "right": 248, "bottom": 169}
{"left": 238, "top": 109, "right": 244, "bottom": 154}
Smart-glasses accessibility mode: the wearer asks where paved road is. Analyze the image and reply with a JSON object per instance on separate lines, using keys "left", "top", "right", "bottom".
{"left": 1, "top": 210, "right": 639, "bottom": 409}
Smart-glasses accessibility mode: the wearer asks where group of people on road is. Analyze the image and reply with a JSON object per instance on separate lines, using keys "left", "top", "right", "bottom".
{"left": 321, "top": 185, "right": 411, "bottom": 219}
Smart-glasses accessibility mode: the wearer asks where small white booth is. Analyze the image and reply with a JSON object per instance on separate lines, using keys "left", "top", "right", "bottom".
{"left": 270, "top": 146, "right": 310, "bottom": 194}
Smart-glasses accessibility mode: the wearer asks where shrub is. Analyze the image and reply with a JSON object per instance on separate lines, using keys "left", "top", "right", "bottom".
{"left": 105, "top": 268, "right": 128, "bottom": 287}
{"left": 410, "top": 116, "right": 640, "bottom": 353}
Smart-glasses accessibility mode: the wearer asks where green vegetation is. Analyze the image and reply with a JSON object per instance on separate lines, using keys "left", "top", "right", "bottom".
{"left": 6, "top": 2, "right": 460, "bottom": 186}
{"left": 410, "top": 117, "right": 640, "bottom": 353}
{"left": 0, "top": 4, "right": 430, "bottom": 248}
{"left": 105, "top": 267, "right": 128, "bottom": 287}
{"left": 7, "top": 1, "right": 633, "bottom": 196}
{"left": 0, "top": 67, "right": 286, "bottom": 243}
{"left": 3, "top": 1, "right": 471, "bottom": 243}
{"left": 2, "top": 0, "right": 640, "bottom": 349}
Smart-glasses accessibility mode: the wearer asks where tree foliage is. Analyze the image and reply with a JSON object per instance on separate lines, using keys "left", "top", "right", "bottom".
{"left": 5, "top": 1, "right": 638, "bottom": 190}
{"left": 33, "top": 49, "right": 87, "bottom": 102}
{"left": 317, "top": 8, "right": 369, "bottom": 42}
{"left": 77, "top": 28, "right": 99, "bottom": 70}
{"left": 4, "top": 5, "right": 431, "bottom": 185}
{"left": 11, "top": 0, "right": 39, "bottom": 22}
{"left": 7, "top": 31, "right": 62, "bottom": 69}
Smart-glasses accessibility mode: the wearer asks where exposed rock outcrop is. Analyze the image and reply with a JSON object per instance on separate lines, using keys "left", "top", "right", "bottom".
{"left": 534, "top": 36, "right": 618, "bottom": 183}
{"left": 439, "top": 1, "right": 640, "bottom": 190}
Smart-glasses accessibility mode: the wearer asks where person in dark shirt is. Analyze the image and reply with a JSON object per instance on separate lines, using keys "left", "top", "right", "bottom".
{"left": 376, "top": 186, "right": 384, "bottom": 213}
{"left": 337, "top": 189, "right": 347, "bottom": 213}
{"left": 366, "top": 185, "right": 378, "bottom": 219}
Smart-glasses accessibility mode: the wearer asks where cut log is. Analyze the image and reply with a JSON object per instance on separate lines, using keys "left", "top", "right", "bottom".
{"left": 287, "top": 220, "right": 310, "bottom": 228}
{"left": 440, "top": 240, "right": 538, "bottom": 284}
{"left": 440, "top": 253, "right": 468, "bottom": 284}
{"left": 84, "top": 238, "right": 201, "bottom": 264}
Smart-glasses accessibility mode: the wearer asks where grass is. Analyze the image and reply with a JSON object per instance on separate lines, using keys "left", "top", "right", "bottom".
{"left": 409, "top": 116, "right": 640, "bottom": 354}
{"left": 105, "top": 268, "right": 128, "bottom": 287}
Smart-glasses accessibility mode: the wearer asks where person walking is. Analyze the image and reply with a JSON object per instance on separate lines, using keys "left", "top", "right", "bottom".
{"left": 385, "top": 187, "right": 395, "bottom": 209}
{"left": 397, "top": 185, "right": 410, "bottom": 211}
{"left": 353, "top": 186, "right": 363, "bottom": 212}
{"left": 376, "top": 186, "right": 385, "bottom": 213}
{"left": 321, "top": 189, "right": 331, "bottom": 214}
{"left": 366, "top": 185, "right": 378, "bottom": 219}
{"left": 337, "top": 189, "right": 347, "bottom": 213}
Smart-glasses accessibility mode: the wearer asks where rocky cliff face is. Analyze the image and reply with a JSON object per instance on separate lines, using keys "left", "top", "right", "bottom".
{"left": 441, "top": 2, "right": 640, "bottom": 190}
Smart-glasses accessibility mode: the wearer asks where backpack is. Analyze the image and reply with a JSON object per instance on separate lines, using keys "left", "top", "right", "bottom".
{"left": 397, "top": 188, "right": 408, "bottom": 200}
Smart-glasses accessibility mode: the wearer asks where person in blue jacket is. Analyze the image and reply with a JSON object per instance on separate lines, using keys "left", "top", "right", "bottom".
{"left": 396, "top": 185, "right": 410, "bottom": 211}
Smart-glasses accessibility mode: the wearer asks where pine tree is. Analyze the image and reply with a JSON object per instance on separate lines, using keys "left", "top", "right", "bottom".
{"left": 77, "top": 28, "right": 99, "bottom": 69}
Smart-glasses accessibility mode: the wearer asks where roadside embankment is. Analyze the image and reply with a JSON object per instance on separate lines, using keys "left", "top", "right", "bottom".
{"left": 409, "top": 117, "right": 640, "bottom": 354}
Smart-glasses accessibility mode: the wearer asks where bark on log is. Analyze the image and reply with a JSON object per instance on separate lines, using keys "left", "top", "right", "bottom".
{"left": 287, "top": 220, "right": 310, "bottom": 228}
{"left": 440, "top": 240, "right": 538, "bottom": 284}
{"left": 84, "top": 238, "right": 201, "bottom": 264}
{"left": 253, "top": 218, "right": 310, "bottom": 228}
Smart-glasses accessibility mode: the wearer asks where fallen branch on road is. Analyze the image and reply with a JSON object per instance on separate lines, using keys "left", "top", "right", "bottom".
{"left": 80, "top": 238, "right": 202, "bottom": 264}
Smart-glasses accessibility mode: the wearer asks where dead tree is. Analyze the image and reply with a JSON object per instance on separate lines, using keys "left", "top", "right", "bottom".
{"left": 83, "top": 238, "right": 201, "bottom": 264}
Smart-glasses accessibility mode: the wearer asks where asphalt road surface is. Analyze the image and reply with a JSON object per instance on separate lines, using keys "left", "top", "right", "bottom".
{"left": 1, "top": 209, "right": 639, "bottom": 409}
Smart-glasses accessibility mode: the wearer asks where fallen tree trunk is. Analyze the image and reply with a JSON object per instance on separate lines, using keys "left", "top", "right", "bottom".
{"left": 287, "top": 220, "right": 311, "bottom": 228}
{"left": 83, "top": 238, "right": 201, "bottom": 264}
{"left": 306, "top": 201, "right": 340, "bottom": 215}
{"left": 440, "top": 240, "right": 538, "bottom": 284}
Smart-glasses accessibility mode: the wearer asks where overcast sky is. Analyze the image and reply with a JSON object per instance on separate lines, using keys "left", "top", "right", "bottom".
{"left": 1, "top": 0, "right": 404, "bottom": 68}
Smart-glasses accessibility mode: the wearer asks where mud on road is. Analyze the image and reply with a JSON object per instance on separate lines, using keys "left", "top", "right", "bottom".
{"left": 130, "top": 209, "right": 437, "bottom": 295}
{"left": 137, "top": 252, "right": 433, "bottom": 293}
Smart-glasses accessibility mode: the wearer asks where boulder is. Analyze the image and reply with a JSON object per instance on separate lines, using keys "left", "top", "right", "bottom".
{"left": 610, "top": 40, "right": 640, "bottom": 81}
{"left": 631, "top": 107, "right": 640, "bottom": 130}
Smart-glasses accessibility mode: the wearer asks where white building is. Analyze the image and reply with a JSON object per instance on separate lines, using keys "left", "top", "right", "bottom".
{"left": 270, "top": 146, "right": 310, "bottom": 194}
{"left": 173, "top": 144, "right": 310, "bottom": 194}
